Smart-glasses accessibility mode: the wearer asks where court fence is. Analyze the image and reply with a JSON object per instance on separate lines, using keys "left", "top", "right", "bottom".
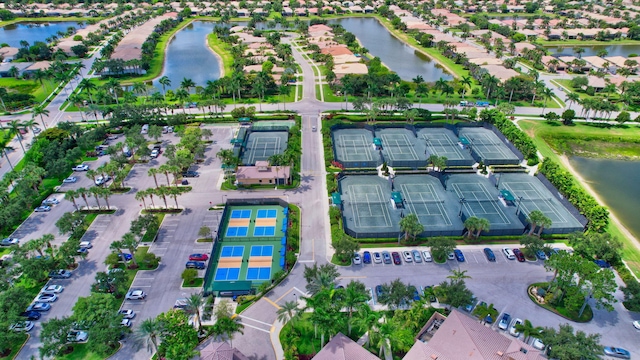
{"left": 534, "top": 173, "right": 588, "bottom": 231}
{"left": 455, "top": 123, "right": 523, "bottom": 166}
{"left": 460, "top": 211, "right": 525, "bottom": 236}
{"left": 342, "top": 227, "right": 464, "bottom": 239}
{"left": 203, "top": 198, "right": 291, "bottom": 296}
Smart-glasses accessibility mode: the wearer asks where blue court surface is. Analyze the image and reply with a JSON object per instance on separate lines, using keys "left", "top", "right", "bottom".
{"left": 226, "top": 227, "right": 248, "bottom": 237}
{"left": 230, "top": 209, "right": 252, "bottom": 219}
{"left": 214, "top": 267, "right": 241, "bottom": 281}
{"left": 253, "top": 226, "right": 276, "bottom": 236}
{"left": 257, "top": 209, "right": 277, "bottom": 218}
{"left": 220, "top": 245, "right": 245, "bottom": 257}
{"left": 246, "top": 267, "right": 271, "bottom": 280}
{"left": 250, "top": 245, "right": 274, "bottom": 257}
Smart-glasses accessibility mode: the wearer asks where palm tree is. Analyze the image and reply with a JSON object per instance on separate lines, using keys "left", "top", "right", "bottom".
{"left": 105, "top": 77, "right": 121, "bottom": 104}
{"left": 32, "top": 105, "right": 50, "bottom": 130}
{"left": 342, "top": 282, "right": 370, "bottom": 335}
{"left": 159, "top": 76, "right": 171, "bottom": 99}
{"left": 175, "top": 89, "right": 190, "bottom": 113}
{"left": 527, "top": 210, "right": 551, "bottom": 236}
{"left": 135, "top": 190, "right": 147, "bottom": 209}
{"left": 79, "top": 78, "right": 96, "bottom": 105}
{"left": 64, "top": 190, "right": 79, "bottom": 211}
{"left": 134, "top": 318, "right": 163, "bottom": 354}
{"left": 180, "top": 77, "right": 196, "bottom": 93}
{"left": 541, "top": 87, "right": 554, "bottom": 115}
{"left": 460, "top": 76, "right": 472, "bottom": 98}
{"left": 0, "top": 142, "right": 15, "bottom": 170}
{"left": 515, "top": 319, "right": 543, "bottom": 342}
{"left": 76, "top": 187, "right": 90, "bottom": 209}
{"left": 185, "top": 293, "right": 206, "bottom": 331}
{"left": 89, "top": 186, "right": 102, "bottom": 209}
{"left": 276, "top": 301, "right": 299, "bottom": 324}
{"left": 212, "top": 316, "right": 244, "bottom": 347}
{"left": 447, "top": 269, "right": 471, "bottom": 283}
{"left": 147, "top": 168, "right": 160, "bottom": 188}
{"left": 474, "top": 218, "right": 490, "bottom": 239}
{"left": 566, "top": 92, "right": 580, "bottom": 110}
{"left": 100, "top": 187, "right": 112, "bottom": 210}
{"left": 463, "top": 216, "right": 479, "bottom": 239}
{"left": 8, "top": 120, "right": 26, "bottom": 153}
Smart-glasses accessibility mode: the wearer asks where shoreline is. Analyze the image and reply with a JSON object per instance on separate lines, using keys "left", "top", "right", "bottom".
{"left": 146, "top": 18, "right": 194, "bottom": 85}
{"left": 202, "top": 25, "right": 225, "bottom": 78}
{"left": 559, "top": 154, "right": 640, "bottom": 252}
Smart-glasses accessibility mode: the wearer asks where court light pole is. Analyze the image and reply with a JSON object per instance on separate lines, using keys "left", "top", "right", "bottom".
{"left": 495, "top": 173, "right": 501, "bottom": 189}
{"left": 458, "top": 198, "right": 466, "bottom": 217}
{"left": 515, "top": 196, "right": 524, "bottom": 215}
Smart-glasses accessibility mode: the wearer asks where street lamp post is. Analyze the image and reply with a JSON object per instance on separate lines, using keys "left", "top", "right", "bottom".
{"left": 458, "top": 198, "right": 466, "bottom": 217}
{"left": 515, "top": 196, "right": 524, "bottom": 215}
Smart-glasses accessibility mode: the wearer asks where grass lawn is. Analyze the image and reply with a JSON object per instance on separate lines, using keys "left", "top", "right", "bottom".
{"left": 55, "top": 342, "right": 111, "bottom": 360}
{"left": 140, "top": 214, "right": 164, "bottom": 243}
{"left": 0, "top": 333, "right": 28, "bottom": 359}
{"left": 519, "top": 119, "right": 640, "bottom": 277}
{"left": 528, "top": 283, "right": 593, "bottom": 322}
{"left": 182, "top": 277, "right": 204, "bottom": 288}
{"left": 0, "top": 78, "right": 58, "bottom": 103}
{"left": 331, "top": 253, "right": 351, "bottom": 266}
{"left": 206, "top": 33, "right": 234, "bottom": 77}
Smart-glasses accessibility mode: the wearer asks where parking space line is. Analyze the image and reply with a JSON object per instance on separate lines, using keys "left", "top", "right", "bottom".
{"left": 239, "top": 315, "right": 272, "bottom": 327}
{"left": 239, "top": 322, "right": 270, "bottom": 334}
{"left": 262, "top": 297, "right": 281, "bottom": 310}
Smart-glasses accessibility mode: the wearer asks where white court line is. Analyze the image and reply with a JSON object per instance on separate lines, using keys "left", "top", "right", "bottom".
{"left": 348, "top": 184, "right": 391, "bottom": 228}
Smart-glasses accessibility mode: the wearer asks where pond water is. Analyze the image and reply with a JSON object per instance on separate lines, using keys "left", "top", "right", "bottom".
{"left": 152, "top": 21, "right": 221, "bottom": 91}
{"left": 547, "top": 44, "right": 640, "bottom": 58}
{"left": 329, "top": 17, "right": 452, "bottom": 82}
{"left": 569, "top": 156, "right": 640, "bottom": 239}
{"left": 0, "top": 21, "right": 81, "bottom": 47}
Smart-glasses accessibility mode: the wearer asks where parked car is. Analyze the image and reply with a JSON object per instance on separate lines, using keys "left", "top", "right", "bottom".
{"left": 422, "top": 250, "right": 433, "bottom": 262}
{"left": 363, "top": 251, "right": 371, "bottom": 264}
{"left": 382, "top": 251, "right": 392, "bottom": 264}
{"left": 26, "top": 303, "right": 51, "bottom": 312}
{"left": 188, "top": 254, "right": 209, "bottom": 261}
{"left": 1, "top": 238, "right": 19, "bottom": 246}
{"left": 10, "top": 321, "right": 34, "bottom": 332}
{"left": 150, "top": 149, "right": 159, "bottom": 158}
{"left": 423, "top": 286, "right": 437, "bottom": 303}
{"left": 454, "top": 249, "right": 465, "bottom": 262}
{"left": 67, "top": 330, "right": 88, "bottom": 342}
{"left": 375, "top": 285, "right": 385, "bottom": 299}
{"left": 49, "top": 270, "right": 72, "bottom": 279}
{"left": 77, "top": 247, "right": 89, "bottom": 255}
{"left": 535, "top": 250, "right": 547, "bottom": 261}
{"left": 42, "top": 198, "right": 60, "bottom": 206}
{"left": 603, "top": 347, "right": 631, "bottom": 359}
{"left": 182, "top": 171, "right": 199, "bottom": 177}
{"left": 412, "top": 250, "right": 422, "bottom": 263}
{"left": 35, "top": 293, "right": 58, "bottom": 303}
{"left": 498, "top": 313, "right": 511, "bottom": 331}
{"left": 483, "top": 248, "right": 496, "bottom": 262}
{"left": 20, "top": 311, "right": 41, "bottom": 321}
{"left": 352, "top": 253, "right": 362, "bottom": 265}
{"left": 185, "top": 261, "right": 206, "bottom": 269}
{"left": 502, "top": 247, "right": 516, "bottom": 260}
{"left": 447, "top": 252, "right": 455, "bottom": 261}
{"left": 373, "top": 252, "right": 382, "bottom": 264}
{"left": 41, "top": 285, "right": 64, "bottom": 294}
{"left": 531, "top": 338, "right": 545, "bottom": 350}
{"left": 391, "top": 252, "right": 402, "bottom": 265}
{"left": 464, "top": 297, "right": 477, "bottom": 312}
{"left": 34, "top": 206, "right": 51, "bottom": 212}
{"left": 120, "top": 318, "right": 133, "bottom": 327}
{"left": 72, "top": 164, "right": 89, "bottom": 171}
{"left": 95, "top": 175, "right": 111, "bottom": 186}
{"left": 79, "top": 241, "right": 92, "bottom": 249}
{"left": 63, "top": 176, "right": 77, "bottom": 183}
{"left": 119, "top": 253, "right": 133, "bottom": 261}
{"left": 413, "top": 289, "right": 421, "bottom": 301}
{"left": 509, "top": 318, "right": 523, "bottom": 337}
{"left": 402, "top": 251, "right": 413, "bottom": 263}
{"left": 119, "top": 309, "right": 136, "bottom": 319}
{"left": 513, "top": 248, "right": 525, "bottom": 262}
{"left": 125, "top": 290, "right": 147, "bottom": 300}
{"left": 594, "top": 259, "right": 611, "bottom": 268}
{"left": 633, "top": 320, "right": 640, "bottom": 330}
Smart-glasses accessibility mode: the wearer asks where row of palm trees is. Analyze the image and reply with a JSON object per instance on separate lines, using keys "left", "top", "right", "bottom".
{"left": 135, "top": 186, "right": 189, "bottom": 210}
{"left": 64, "top": 187, "right": 114, "bottom": 211}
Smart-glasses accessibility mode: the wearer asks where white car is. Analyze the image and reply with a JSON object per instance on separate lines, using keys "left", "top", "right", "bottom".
{"left": 372, "top": 252, "right": 382, "bottom": 264}
{"left": 150, "top": 149, "right": 159, "bottom": 158}
{"left": 119, "top": 309, "right": 136, "bottom": 319}
{"left": 633, "top": 320, "right": 640, "bottom": 330}
{"left": 352, "top": 253, "right": 362, "bottom": 265}
{"left": 35, "top": 293, "right": 58, "bottom": 303}
{"left": 502, "top": 247, "right": 516, "bottom": 260}
{"left": 422, "top": 250, "right": 433, "bottom": 262}
{"left": 447, "top": 252, "right": 455, "bottom": 261}
{"left": 72, "top": 164, "right": 89, "bottom": 171}
{"left": 10, "top": 321, "right": 34, "bottom": 332}
{"left": 63, "top": 176, "right": 77, "bottom": 183}
{"left": 120, "top": 318, "right": 132, "bottom": 327}
{"left": 67, "top": 330, "right": 88, "bottom": 342}
{"left": 79, "top": 241, "right": 92, "bottom": 249}
{"left": 1, "top": 238, "right": 19, "bottom": 246}
{"left": 42, "top": 198, "right": 60, "bottom": 206}
{"left": 95, "top": 175, "right": 111, "bottom": 186}
{"left": 125, "top": 290, "right": 146, "bottom": 300}
{"left": 34, "top": 206, "right": 51, "bottom": 212}
{"left": 531, "top": 338, "right": 545, "bottom": 350}
{"left": 509, "top": 318, "right": 523, "bottom": 337}
{"left": 402, "top": 251, "right": 413, "bottom": 263}
{"left": 41, "top": 285, "right": 64, "bottom": 294}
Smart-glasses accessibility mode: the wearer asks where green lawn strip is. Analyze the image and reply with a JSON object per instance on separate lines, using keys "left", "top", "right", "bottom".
{"left": 1, "top": 333, "right": 28, "bottom": 360}
{"left": 235, "top": 300, "right": 253, "bottom": 314}
{"left": 182, "top": 278, "right": 204, "bottom": 288}
{"left": 330, "top": 253, "right": 351, "bottom": 266}
{"left": 55, "top": 342, "right": 109, "bottom": 360}
{"left": 519, "top": 120, "right": 640, "bottom": 277}
{"left": 206, "top": 33, "right": 234, "bottom": 77}
{"left": 140, "top": 214, "right": 165, "bottom": 243}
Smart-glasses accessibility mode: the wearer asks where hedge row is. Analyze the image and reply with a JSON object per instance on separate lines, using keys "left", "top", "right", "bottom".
{"left": 539, "top": 158, "right": 609, "bottom": 231}
{"left": 480, "top": 109, "right": 538, "bottom": 163}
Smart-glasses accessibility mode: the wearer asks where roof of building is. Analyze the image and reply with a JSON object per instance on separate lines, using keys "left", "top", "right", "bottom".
{"left": 606, "top": 56, "right": 632, "bottom": 68}
{"left": 582, "top": 56, "right": 609, "bottom": 69}
{"left": 313, "top": 333, "right": 380, "bottom": 360}
{"left": 111, "top": 12, "right": 177, "bottom": 61}
{"left": 479, "top": 65, "right": 519, "bottom": 82}
{"left": 322, "top": 46, "right": 354, "bottom": 56}
{"left": 404, "top": 309, "right": 545, "bottom": 360}
{"left": 199, "top": 340, "right": 249, "bottom": 360}
{"left": 587, "top": 76, "right": 607, "bottom": 88}
{"left": 236, "top": 165, "right": 290, "bottom": 181}
{"left": 333, "top": 63, "right": 368, "bottom": 75}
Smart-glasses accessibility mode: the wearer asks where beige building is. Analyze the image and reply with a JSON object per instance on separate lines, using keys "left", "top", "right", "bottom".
{"left": 236, "top": 161, "right": 290, "bottom": 186}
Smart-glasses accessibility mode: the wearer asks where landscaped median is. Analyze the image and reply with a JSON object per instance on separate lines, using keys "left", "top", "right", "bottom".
{"left": 528, "top": 282, "right": 593, "bottom": 323}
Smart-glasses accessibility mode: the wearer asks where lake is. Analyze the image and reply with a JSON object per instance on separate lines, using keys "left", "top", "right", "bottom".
{"left": 0, "top": 21, "right": 81, "bottom": 47}
{"left": 329, "top": 17, "right": 452, "bottom": 82}
{"left": 569, "top": 156, "right": 640, "bottom": 239}
{"left": 152, "top": 21, "right": 221, "bottom": 91}
{"left": 546, "top": 44, "right": 640, "bottom": 58}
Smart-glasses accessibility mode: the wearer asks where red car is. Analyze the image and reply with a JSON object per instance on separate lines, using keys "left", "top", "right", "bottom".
{"left": 188, "top": 253, "right": 209, "bottom": 261}
{"left": 391, "top": 252, "right": 402, "bottom": 265}
{"left": 513, "top": 248, "right": 525, "bottom": 262}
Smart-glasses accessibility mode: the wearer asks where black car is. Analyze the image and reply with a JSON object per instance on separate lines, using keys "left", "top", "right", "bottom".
{"left": 391, "top": 252, "right": 402, "bottom": 265}
{"left": 182, "top": 171, "right": 199, "bottom": 178}
{"left": 20, "top": 311, "right": 41, "bottom": 320}
{"left": 185, "top": 261, "right": 206, "bottom": 269}
{"left": 483, "top": 248, "right": 496, "bottom": 262}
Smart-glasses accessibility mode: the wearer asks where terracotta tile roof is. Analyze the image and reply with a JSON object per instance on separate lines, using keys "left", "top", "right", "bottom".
{"left": 313, "top": 333, "right": 380, "bottom": 360}
{"left": 199, "top": 340, "right": 248, "bottom": 360}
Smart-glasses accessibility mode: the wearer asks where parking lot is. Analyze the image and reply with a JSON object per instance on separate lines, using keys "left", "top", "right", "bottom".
{"left": 338, "top": 244, "right": 639, "bottom": 359}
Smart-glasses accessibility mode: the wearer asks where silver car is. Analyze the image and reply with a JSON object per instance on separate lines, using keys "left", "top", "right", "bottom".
{"left": 412, "top": 250, "right": 422, "bottom": 263}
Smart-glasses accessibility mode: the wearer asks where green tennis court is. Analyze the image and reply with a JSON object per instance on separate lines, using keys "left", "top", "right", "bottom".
{"left": 240, "top": 131, "right": 288, "bottom": 165}
{"left": 458, "top": 128, "right": 519, "bottom": 164}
